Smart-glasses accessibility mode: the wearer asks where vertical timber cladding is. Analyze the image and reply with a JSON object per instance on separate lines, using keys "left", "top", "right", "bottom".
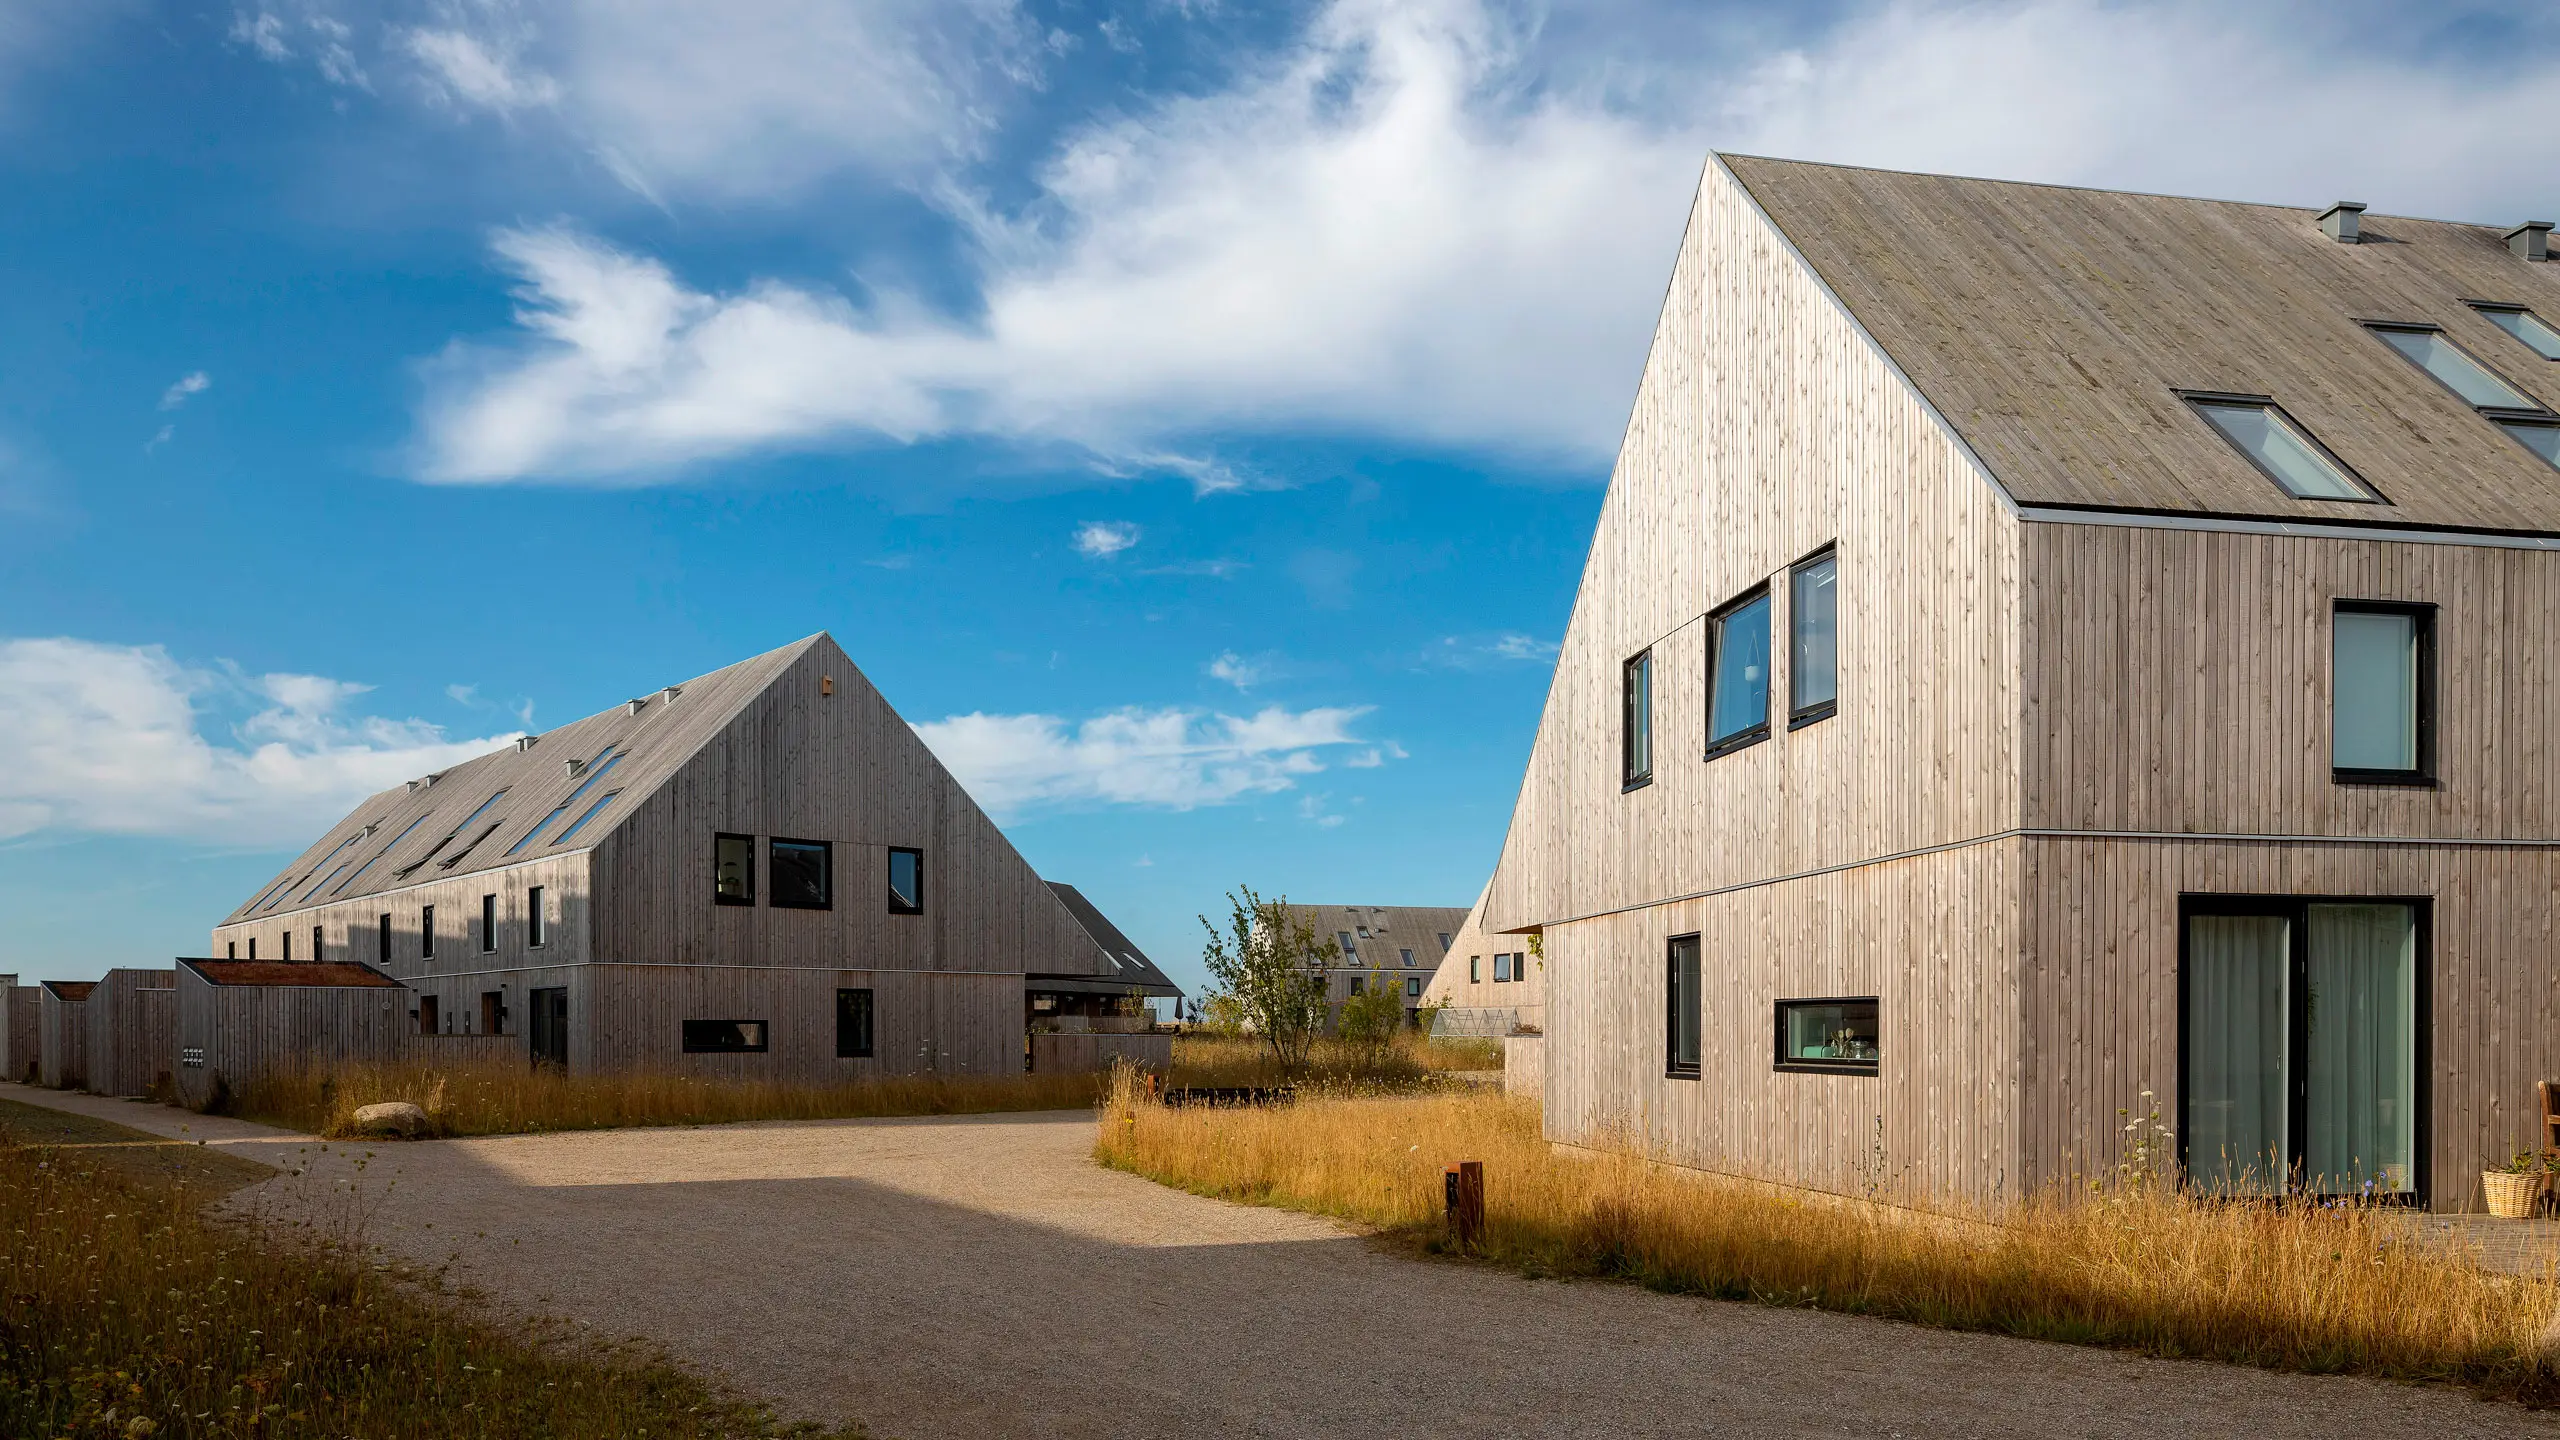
{"left": 173, "top": 964, "right": 411, "bottom": 1110}
{"left": 85, "top": 970, "right": 177, "bottom": 1098}
{"left": 586, "top": 636, "right": 1110, "bottom": 1076}
{"left": 587, "top": 967, "right": 1023, "bottom": 1077}
{"left": 1488, "top": 154, "right": 2026, "bottom": 1202}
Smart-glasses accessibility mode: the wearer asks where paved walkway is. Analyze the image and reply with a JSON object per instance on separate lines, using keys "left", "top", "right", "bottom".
{"left": 3, "top": 1085, "right": 2550, "bottom": 1438}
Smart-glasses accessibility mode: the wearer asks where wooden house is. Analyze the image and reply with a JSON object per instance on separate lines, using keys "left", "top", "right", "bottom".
{"left": 1029, "top": 883, "right": 1183, "bottom": 1072}
{"left": 1, "top": 977, "right": 34, "bottom": 1085}
{"left": 208, "top": 635, "right": 1129, "bottom": 1082}
{"left": 37, "top": 980, "right": 91, "bottom": 1090}
{"left": 1486, "top": 154, "right": 2560, "bottom": 1211}
{"left": 85, "top": 968, "right": 177, "bottom": 1098}
{"left": 173, "top": 960, "right": 412, "bottom": 1109}
{"left": 1279, "top": 902, "right": 1467, "bottom": 1029}
{"left": 1420, "top": 889, "right": 1544, "bottom": 1038}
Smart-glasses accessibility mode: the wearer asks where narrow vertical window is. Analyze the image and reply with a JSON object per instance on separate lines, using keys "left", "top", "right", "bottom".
{"left": 480, "top": 894, "right": 498, "bottom": 953}
{"left": 282, "top": 930, "right": 293, "bottom": 962}
{"left": 772, "top": 839, "right": 834, "bottom": 909}
{"left": 2332, "top": 602, "right": 2435, "bottom": 785}
{"left": 1790, "top": 550, "right": 1839, "bottom": 726}
{"left": 715, "top": 833, "right": 755, "bottom": 905}
{"left": 421, "top": 905, "right": 436, "bottom": 961}
{"left": 1469, "top": 955, "right": 1481, "bottom": 983}
{"left": 227, "top": 941, "right": 237, "bottom": 959}
{"left": 836, "top": 988, "right": 876, "bottom": 1058}
{"left": 1705, "top": 589, "right": 1773, "bottom": 756}
{"left": 886, "top": 847, "right": 922, "bottom": 913}
{"left": 379, "top": 913, "right": 392, "bottom": 964}
{"left": 311, "top": 925, "right": 323, "bottom": 962}
{"left": 1622, "top": 649, "right": 1654, "bottom": 788}
{"left": 1665, "top": 935, "right": 1702, "bottom": 1078}
{"left": 527, "top": 886, "right": 546, "bottom": 948}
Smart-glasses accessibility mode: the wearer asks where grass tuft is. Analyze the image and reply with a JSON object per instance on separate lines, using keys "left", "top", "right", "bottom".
{"left": 1094, "top": 1075, "right": 2560, "bottom": 1404}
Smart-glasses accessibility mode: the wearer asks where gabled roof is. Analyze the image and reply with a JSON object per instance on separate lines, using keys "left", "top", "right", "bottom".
{"left": 221, "top": 637, "right": 819, "bottom": 925}
{"left": 1040, "top": 883, "right": 1184, "bottom": 998}
{"left": 1722, "top": 155, "right": 2560, "bottom": 532}
{"left": 40, "top": 981, "right": 95, "bottom": 1001}
{"left": 179, "top": 959, "right": 405, "bottom": 989}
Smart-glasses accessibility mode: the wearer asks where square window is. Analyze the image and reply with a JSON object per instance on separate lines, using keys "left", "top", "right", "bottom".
{"left": 2474, "top": 303, "right": 2560, "bottom": 362}
{"left": 836, "top": 988, "right": 875, "bottom": 1058}
{"left": 527, "top": 886, "right": 546, "bottom": 948}
{"left": 715, "top": 832, "right": 754, "bottom": 905}
{"left": 771, "top": 839, "right": 833, "bottom": 910}
{"left": 682, "top": 1020, "right": 768, "bottom": 1053}
{"left": 2333, "top": 602, "right": 2435, "bottom": 785}
{"left": 1705, "top": 589, "right": 1772, "bottom": 756}
{"left": 886, "top": 846, "right": 922, "bottom": 914}
{"left": 1665, "top": 936, "right": 1701, "bottom": 1078}
{"left": 1790, "top": 550, "right": 1838, "bottom": 726}
{"left": 1622, "top": 649, "right": 1654, "bottom": 788}
{"left": 1775, "top": 998, "right": 1880, "bottom": 1073}
{"left": 2185, "top": 394, "right": 2379, "bottom": 502}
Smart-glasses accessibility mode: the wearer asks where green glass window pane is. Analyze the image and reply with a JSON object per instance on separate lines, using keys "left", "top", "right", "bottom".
{"left": 2333, "top": 611, "right": 2417, "bottom": 771}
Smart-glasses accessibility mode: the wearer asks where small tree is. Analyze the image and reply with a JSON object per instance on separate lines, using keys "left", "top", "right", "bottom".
{"left": 1196, "top": 993, "right": 1247, "bottom": 1037}
{"left": 1199, "top": 885, "right": 1335, "bottom": 1075}
{"left": 1336, "top": 978, "right": 1406, "bottom": 1072}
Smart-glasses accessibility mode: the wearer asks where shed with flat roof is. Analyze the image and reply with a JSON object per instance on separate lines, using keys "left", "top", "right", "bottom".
{"left": 174, "top": 959, "right": 410, "bottom": 1110}
{"left": 84, "top": 968, "right": 177, "bottom": 1098}
{"left": 37, "top": 980, "right": 93, "bottom": 1090}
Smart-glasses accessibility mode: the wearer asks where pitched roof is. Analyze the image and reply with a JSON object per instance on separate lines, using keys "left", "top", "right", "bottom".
{"left": 1721, "top": 155, "right": 2560, "bottom": 532}
{"left": 221, "top": 637, "right": 820, "bottom": 925}
{"left": 40, "top": 981, "right": 95, "bottom": 1001}
{"left": 1040, "top": 883, "right": 1184, "bottom": 998}
{"left": 179, "top": 959, "right": 405, "bottom": 989}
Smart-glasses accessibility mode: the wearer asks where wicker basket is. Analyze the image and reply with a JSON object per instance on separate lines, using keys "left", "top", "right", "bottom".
{"left": 2483, "top": 1169, "right": 2545, "bottom": 1219}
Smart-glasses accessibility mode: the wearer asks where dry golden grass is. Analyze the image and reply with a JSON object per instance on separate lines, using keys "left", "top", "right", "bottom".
{"left": 1167, "top": 1031, "right": 1501, "bottom": 1089}
{"left": 1095, "top": 1076, "right": 2560, "bottom": 1403}
{"left": 232, "top": 1058, "right": 1109, "bottom": 1140}
{"left": 0, "top": 1099, "right": 860, "bottom": 1439}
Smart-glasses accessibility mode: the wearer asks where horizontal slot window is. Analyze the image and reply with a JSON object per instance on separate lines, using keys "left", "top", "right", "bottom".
{"left": 1776, "top": 997, "right": 1880, "bottom": 1073}
{"left": 682, "top": 1019, "right": 768, "bottom": 1054}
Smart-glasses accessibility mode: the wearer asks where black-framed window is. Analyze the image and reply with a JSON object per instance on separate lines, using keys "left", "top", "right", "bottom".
{"left": 246, "top": 936, "right": 255, "bottom": 960}
{"left": 378, "top": 913, "right": 392, "bottom": 963}
{"left": 311, "top": 925, "right": 323, "bottom": 963}
{"left": 1350, "top": 976, "right": 1366, "bottom": 996}
{"left": 480, "top": 893, "right": 498, "bottom": 953}
{"left": 282, "top": 930, "right": 292, "bottom": 962}
{"left": 1399, "top": 947, "right": 1415, "bottom": 967}
{"left": 1469, "top": 955, "right": 1481, "bottom": 983}
{"left": 421, "top": 904, "right": 435, "bottom": 961}
{"left": 715, "top": 833, "right": 754, "bottom": 905}
{"left": 1665, "top": 935, "right": 1701, "bottom": 1077}
{"left": 1704, "top": 588, "right": 1772, "bottom": 758}
{"left": 1789, "top": 549, "right": 1839, "bottom": 727}
{"left": 2182, "top": 392, "right": 2381, "bottom": 502}
{"left": 682, "top": 1019, "right": 769, "bottom": 1054}
{"left": 527, "top": 886, "right": 546, "bottom": 948}
{"left": 836, "top": 988, "right": 875, "bottom": 1058}
{"left": 2332, "top": 601, "right": 2435, "bottom": 786}
{"left": 1492, "top": 953, "right": 1510, "bottom": 983}
{"left": 1622, "top": 649, "right": 1654, "bottom": 788}
{"left": 2472, "top": 302, "right": 2560, "bottom": 362}
{"left": 771, "top": 839, "right": 833, "bottom": 909}
{"left": 1774, "top": 998, "right": 1880, "bottom": 1073}
{"left": 887, "top": 846, "right": 923, "bottom": 914}
{"left": 2366, "top": 322, "right": 2560, "bottom": 472}
{"left": 1405, "top": 977, "right": 1422, "bottom": 999}
{"left": 2179, "top": 895, "right": 2427, "bottom": 1201}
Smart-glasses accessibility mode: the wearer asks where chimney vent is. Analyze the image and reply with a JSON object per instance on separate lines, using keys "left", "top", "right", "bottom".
{"left": 2319, "top": 202, "right": 2365, "bottom": 244}
{"left": 627, "top": 698, "right": 647, "bottom": 716}
{"left": 564, "top": 758, "right": 585, "bottom": 778}
{"left": 515, "top": 734, "right": 538, "bottom": 752}
{"left": 2509, "top": 222, "right": 2554, "bottom": 262}
{"left": 662, "top": 685, "right": 683, "bottom": 703}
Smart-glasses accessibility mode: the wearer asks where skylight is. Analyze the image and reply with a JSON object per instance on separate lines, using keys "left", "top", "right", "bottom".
{"left": 2186, "top": 396, "right": 2378, "bottom": 502}
{"left": 2368, "top": 324, "right": 2537, "bottom": 409}
{"left": 396, "top": 789, "right": 508, "bottom": 878}
{"left": 553, "top": 790, "right": 622, "bottom": 845}
{"left": 2499, "top": 418, "right": 2560, "bottom": 467}
{"left": 506, "top": 748, "right": 627, "bottom": 857}
{"left": 291, "top": 830, "right": 373, "bottom": 902}
{"left": 331, "top": 812, "right": 434, "bottom": 896}
{"left": 2474, "top": 304, "right": 2560, "bottom": 362}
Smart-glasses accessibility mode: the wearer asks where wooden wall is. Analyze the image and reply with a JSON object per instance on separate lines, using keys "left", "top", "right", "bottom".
{"left": 38, "top": 989, "right": 88, "bottom": 1090}
{"left": 1031, "top": 1032, "right": 1172, "bottom": 1074}
{"left": 1483, "top": 155, "right": 2021, "bottom": 938}
{"left": 1422, "top": 892, "right": 1545, "bottom": 1034}
{"left": 1, "top": 982, "right": 32, "bottom": 1084}
{"left": 85, "top": 969, "right": 176, "bottom": 1098}
{"left": 175, "top": 972, "right": 410, "bottom": 1110}
{"left": 582, "top": 964, "right": 1024, "bottom": 1080}
{"left": 209, "top": 851, "right": 594, "bottom": 984}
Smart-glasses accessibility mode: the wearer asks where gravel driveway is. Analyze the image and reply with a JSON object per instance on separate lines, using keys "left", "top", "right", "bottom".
{"left": 8, "top": 1088, "right": 2549, "bottom": 1439}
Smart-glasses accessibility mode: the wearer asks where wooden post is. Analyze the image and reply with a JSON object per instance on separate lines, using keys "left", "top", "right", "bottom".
{"left": 1444, "top": 1160, "right": 1484, "bottom": 1250}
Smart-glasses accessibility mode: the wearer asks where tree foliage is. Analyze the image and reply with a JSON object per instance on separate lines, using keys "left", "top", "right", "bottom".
{"left": 1198, "top": 885, "right": 1336, "bottom": 1075}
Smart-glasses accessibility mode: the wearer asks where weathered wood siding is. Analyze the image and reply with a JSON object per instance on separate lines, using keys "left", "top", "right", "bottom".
{"left": 582, "top": 965, "right": 1024, "bottom": 1080}
{"left": 1422, "top": 891, "right": 1544, "bottom": 1034}
{"left": 37, "top": 987, "right": 89, "bottom": 1090}
{"left": 84, "top": 969, "right": 176, "bottom": 1098}
{"left": 212, "top": 852, "right": 595, "bottom": 988}
{"left": 1, "top": 982, "right": 33, "bottom": 1085}
{"left": 174, "top": 971, "right": 410, "bottom": 1109}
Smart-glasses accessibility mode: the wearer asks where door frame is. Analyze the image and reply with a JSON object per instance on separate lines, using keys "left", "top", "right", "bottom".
{"left": 528, "top": 985, "right": 569, "bottom": 1070}
{"left": 2175, "top": 893, "right": 2432, "bottom": 1204}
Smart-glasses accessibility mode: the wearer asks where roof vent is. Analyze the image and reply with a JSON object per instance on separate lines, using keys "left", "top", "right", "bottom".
{"left": 2509, "top": 222, "right": 2554, "bottom": 262}
{"left": 564, "top": 758, "right": 585, "bottom": 778}
{"left": 2319, "top": 202, "right": 2365, "bottom": 244}
{"left": 662, "top": 685, "right": 683, "bottom": 703}
{"left": 515, "top": 735, "right": 538, "bottom": 752}
{"left": 626, "top": 698, "right": 647, "bottom": 716}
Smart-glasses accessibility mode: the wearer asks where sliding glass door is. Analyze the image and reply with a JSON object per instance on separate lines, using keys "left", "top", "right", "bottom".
{"left": 2181, "top": 898, "right": 2424, "bottom": 1200}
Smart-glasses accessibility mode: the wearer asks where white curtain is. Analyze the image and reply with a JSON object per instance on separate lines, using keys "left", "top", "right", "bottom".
{"left": 2187, "top": 916, "right": 2290, "bottom": 1195}
{"left": 2305, "top": 905, "right": 2417, "bottom": 1195}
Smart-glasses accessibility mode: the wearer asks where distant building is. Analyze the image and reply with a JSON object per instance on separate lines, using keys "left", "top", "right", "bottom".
{"left": 1276, "top": 902, "right": 1466, "bottom": 1029}
{"left": 1420, "top": 890, "right": 1541, "bottom": 1037}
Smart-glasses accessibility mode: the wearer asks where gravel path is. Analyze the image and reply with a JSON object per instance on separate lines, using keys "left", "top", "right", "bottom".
{"left": 7, "top": 1086, "right": 2549, "bottom": 1438}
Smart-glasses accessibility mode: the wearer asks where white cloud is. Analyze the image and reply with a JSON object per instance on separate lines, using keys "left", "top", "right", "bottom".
{"left": 0, "top": 638, "right": 519, "bottom": 847}
{"left": 912, "top": 703, "right": 1373, "bottom": 818}
{"left": 403, "top": 24, "right": 558, "bottom": 114}
{"left": 1206, "top": 651, "right": 1261, "bottom": 690}
{"left": 158, "top": 372, "right": 211, "bottom": 410}
{"left": 1429, "top": 631, "right": 1558, "bottom": 668}
{"left": 1072, "top": 520, "right": 1140, "bottom": 559}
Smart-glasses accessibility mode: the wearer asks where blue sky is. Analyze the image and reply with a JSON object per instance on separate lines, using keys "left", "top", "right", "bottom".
{"left": 3, "top": 0, "right": 2554, "bottom": 995}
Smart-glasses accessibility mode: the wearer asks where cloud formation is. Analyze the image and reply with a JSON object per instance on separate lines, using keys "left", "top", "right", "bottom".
{"left": 159, "top": 372, "right": 211, "bottom": 409}
{"left": 1072, "top": 521, "right": 1140, "bottom": 559}
{"left": 912, "top": 703, "right": 1375, "bottom": 818}
{"left": 0, "top": 638, "right": 519, "bottom": 846}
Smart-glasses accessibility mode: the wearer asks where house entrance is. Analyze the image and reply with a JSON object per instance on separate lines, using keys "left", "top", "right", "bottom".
{"left": 529, "top": 987, "right": 569, "bottom": 1068}
{"left": 2179, "top": 897, "right": 2426, "bottom": 1200}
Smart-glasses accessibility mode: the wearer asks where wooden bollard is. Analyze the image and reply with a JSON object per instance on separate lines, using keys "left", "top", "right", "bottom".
{"left": 1444, "top": 1160, "right": 1484, "bottom": 1250}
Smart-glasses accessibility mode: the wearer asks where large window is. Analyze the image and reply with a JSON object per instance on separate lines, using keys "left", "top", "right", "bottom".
{"left": 887, "top": 847, "right": 922, "bottom": 914}
{"left": 771, "top": 839, "right": 833, "bottom": 910}
{"left": 2185, "top": 393, "right": 2380, "bottom": 502}
{"left": 2474, "top": 303, "right": 2560, "bottom": 362}
{"left": 2332, "top": 602, "right": 2434, "bottom": 785}
{"left": 836, "top": 988, "right": 875, "bottom": 1059}
{"left": 1705, "top": 589, "right": 1772, "bottom": 757}
{"left": 1622, "top": 649, "right": 1654, "bottom": 788}
{"left": 2368, "top": 322, "right": 2560, "bottom": 472}
{"left": 2181, "top": 897, "right": 2424, "bottom": 1199}
{"left": 1789, "top": 550, "right": 1839, "bottom": 727}
{"left": 1774, "top": 998, "right": 1879, "bottom": 1073}
{"left": 682, "top": 1020, "right": 769, "bottom": 1054}
{"left": 1665, "top": 935, "right": 1701, "bottom": 1078}
{"left": 715, "top": 833, "right": 755, "bottom": 905}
